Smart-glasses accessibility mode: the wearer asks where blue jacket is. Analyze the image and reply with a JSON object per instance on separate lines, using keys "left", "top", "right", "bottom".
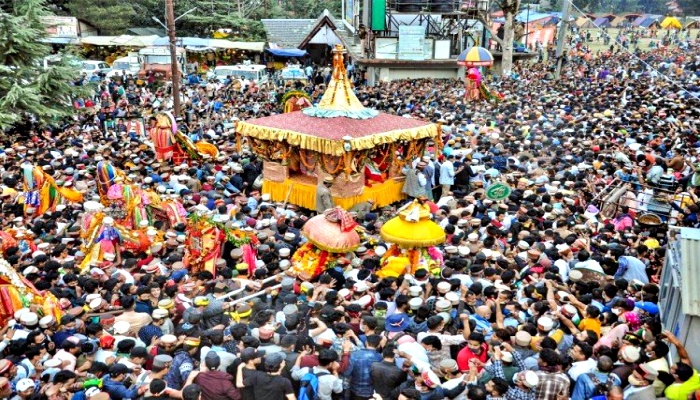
{"left": 103, "top": 375, "right": 140, "bottom": 400}
{"left": 344, "top": 349, "right": 383, "bottom": 397}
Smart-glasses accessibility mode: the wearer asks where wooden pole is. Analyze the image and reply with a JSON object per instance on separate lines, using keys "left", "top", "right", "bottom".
{"left": 165, "top": 0, "right": 181, "bottom": 117}
{"left": 228, "top": 284, "right": 283, "bottom": 305}
{"left": 554, "top": 0, "right": 571, "bottom": 79}
{"left": 215, "top": 273, "right": 287, "bottom": 300}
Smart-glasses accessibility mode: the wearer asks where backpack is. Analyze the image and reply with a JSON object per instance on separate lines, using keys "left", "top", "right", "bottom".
{"left": 298, "top": 371, "right": 328, "bottom": 400}
{"left": 587, "top": 373, "right": 613, "bottom": 396}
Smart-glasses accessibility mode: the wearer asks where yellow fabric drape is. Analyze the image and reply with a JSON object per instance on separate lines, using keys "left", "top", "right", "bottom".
{"left": 58, "top": 187, "right": 84, "bottom": 203}
{"left": 237, "top": 122, "right": 439, "bottom": 157}
{"left": 262, "top": 178, "right": 406, "bottom": 210}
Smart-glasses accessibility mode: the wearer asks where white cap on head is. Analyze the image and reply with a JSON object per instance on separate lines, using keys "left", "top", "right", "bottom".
{"left": 20, "top": 312, "right": 39, "bottom": 326}
{"left": 409, "top": 297, "right": 423, "bottom": 310}
{"left": 354, "top": 281, "right": 368, "bottom": 292}
{"left": 501, "top": 351, "right": 514, "bottom": 363}
{"left": 113, "top": 320, "right": 131, "bottom": 335}
{"left": 537, "top": 316, "right": 554, "bottom": 331}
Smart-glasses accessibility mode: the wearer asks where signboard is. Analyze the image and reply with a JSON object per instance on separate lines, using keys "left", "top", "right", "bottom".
{"left": 398, "top": 26, "right": 425, "bottom": 60}
{"left": 346, "top": 0, "right": 354, "bottom": 23}
{"left": 41, "top": 16, "right": 78, "bottom": 38}
{"left": 485, "top": 183, "right": 512, "bottom": 201}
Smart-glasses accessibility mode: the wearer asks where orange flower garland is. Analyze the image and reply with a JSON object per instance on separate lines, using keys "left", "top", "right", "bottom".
{"left": 291, "top": 242, "right": 340, "bottom": 281}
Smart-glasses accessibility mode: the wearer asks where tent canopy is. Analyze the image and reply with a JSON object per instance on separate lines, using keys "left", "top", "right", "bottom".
{"left": 80, "top": 35, "right": 158, "bottom": 47}
{"left": 266, "top": 48, "right": 308, "bottom": 57}
{"left": 150, "top": 37, "right": 264, "bottom": 51}
{"left": 593, "top": 17, "right": 611, "bottom": 27}
{"left": 660, "top": 16, "right": 682, "bottom": 29}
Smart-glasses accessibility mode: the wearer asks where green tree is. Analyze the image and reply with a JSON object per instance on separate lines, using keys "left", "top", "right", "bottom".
{"left": 0, "top": 0, "right": 85, "bottom": 130}
{"left": 64, "top": 0, "right": 137, "bottom": 35}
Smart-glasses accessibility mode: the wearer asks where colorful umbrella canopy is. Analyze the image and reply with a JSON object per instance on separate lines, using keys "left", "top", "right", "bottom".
{"left": 457, "top": 46, "right": 494, "bottom": 67}
{"left": 302, "top": 207, "right": 361, "bottom": 253}
{"left": 380, "top": 200, "right": 445, "bottom": 247}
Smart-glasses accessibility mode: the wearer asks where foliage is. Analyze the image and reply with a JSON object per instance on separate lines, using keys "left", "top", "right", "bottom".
{"left": 51, "top": 0, "right": 341, "bottom": 39}
{"left": 64, "top": 0, "right": 136, "bottom": 35}
{"left": 0, "top": 0, "right": 86, "bottom": 131}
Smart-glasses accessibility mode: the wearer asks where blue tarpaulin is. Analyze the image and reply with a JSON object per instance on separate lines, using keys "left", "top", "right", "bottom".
{"left": 266, "top": 48, "right": 308, "bottom": 57}
{"left": 493, "top": 11, "right": 557, "bottom": 24}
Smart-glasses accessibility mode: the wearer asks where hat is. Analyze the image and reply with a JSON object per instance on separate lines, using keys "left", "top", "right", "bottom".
{"left": 409, "top": 297, "right": 423, "bottom": 310}
{"left": 109, "top": 363, "right": 133, "bottom": 375}
{"left": 517, "top": 240, "right": 530, "bottom": 250}
{"left": 408, "top": 286, "right": 422, "bottom": 297}
{"left": 439, "top": 359, "right": 458, "bottom": 372}
{"left": 421, "top": 370, "right": 441, "bottom": 388}
{"left": 205, "top": 351, "right": 221, "bottom": 369}
{"left": 557, "top": 291, "right": 571, "bottom": 302}
{"left": 501, "top": 351, "right": 514, "bottom": 363}
{"left": 194, "top": 296, "right": 210, "bottom": 307}
{"left": 435, "top": 299, "right": 451, "bottom": 312}
{"left": 569, "top": 269, "right": 583, "bottom": 282}
{"left": 385, "top": 314, "right": 410, "bottom": 332}
{"left": 22, "top": 266, "right": 39, "bottom": 276}
{"left": 280, "top": 260, "right": 291, "bottom": 270}
{"left": 0, "top": 360, "right": 12, "bottom": 375}
{"left": 637, "top": 363, "right": 659, "bottom": 381}
{"left": 39, "top": 315, "right": 56, "bottom": 329}
{"left": 241, "top": 347, "right": 265, "bottom": 362}
{"left": 20, "top": 312, "right": 38, "bottom": 326}
{"left": 152, "top": 309, "right": 169, "bottom": 319}
{"left": 562, "top": 304, "right": 578, "bottom": 317}
{"left": 621, "top": 346, "right": 641, "bottom": 363}
{"left": 184, "top": 337, "right": 201, "bottom": 347}
{"left": 445, "top": 292, "right": 460, "bottom": 305}
{"left": 84, "top": 387, "right": 102, "bottom": 398}
{"left": 323, "top": 176, "right": 334, "bottom": 184}
{"left": 14, "top": 308, "right": 30, "bottom": 320}
{"left": 264, "top": 352, "right": 286, "bottom": 369}
{"left": 437, "top": 281, "right": 451, "bottom": 293}
{"left": 158, "top": 299, "right": 174, "bottom": 309}
{"left": 515, "top": 331, "right": 532, "bottom": 347}
{"left": 258, "top": 325, "right": 275, "bottom": 340}
{"left": 43, "top": 359, "right": 62, "bottom": 368}
{"left": 16, "top": 378, "right": 34, "bottom": 392}
{"left": 153, "top": 354, "right": 173, "bottom": 368}
{"left": 537, "top": 316, "right": 554, "bottom": 331}
{"left": 514, "top": 371, "right": 539, "bottom": 388}
{"left": 113, "top": 320, "right": 131, "bottom": 335}
{"left": 354, "top": 281, "right": 368, "bottom": 292}
{"left": 160, "top": 335, "right": 177, "bottom": 345}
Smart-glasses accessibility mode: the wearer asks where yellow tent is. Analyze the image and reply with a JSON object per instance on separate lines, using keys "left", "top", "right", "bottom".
{"left": 661, "top": 16, "right": 682, "bottom": 29}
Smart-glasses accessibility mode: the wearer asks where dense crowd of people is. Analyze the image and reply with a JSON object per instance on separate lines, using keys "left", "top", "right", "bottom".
{"left": 0, "top": 31, "right": 699, "bottom": 400}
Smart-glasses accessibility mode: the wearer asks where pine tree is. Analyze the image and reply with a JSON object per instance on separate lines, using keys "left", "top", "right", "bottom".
{"left": 0, "top": 0, "right": 86, "bottom": 131}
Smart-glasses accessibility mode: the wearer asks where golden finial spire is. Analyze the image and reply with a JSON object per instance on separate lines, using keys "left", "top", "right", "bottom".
{"left": 305, "top": 44, "right": 377, "bottom": 118}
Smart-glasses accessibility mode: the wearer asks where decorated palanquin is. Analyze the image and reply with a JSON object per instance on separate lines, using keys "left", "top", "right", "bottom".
{"left": 80, "top": 162, "right": 177, "bottom": 271}
{"left": 378, "top": 199, "right": 446, "bottom": 278}
{"left": 0, "top": 257, "right": 62, "bottom": 323}
{"left": 150, "top": 112, "right": 219, "bottom": 164}
{"left": 236, "top": 44, "right": 440, "bottom": 210}
{"left": 184, "top": 213, "right": 258, "bottom": 276}
{"left": 22, "top": 164, "right": 83, "bottom": 217}
{"left": 291, "top": 207, "right": 361, "bottom": 281}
